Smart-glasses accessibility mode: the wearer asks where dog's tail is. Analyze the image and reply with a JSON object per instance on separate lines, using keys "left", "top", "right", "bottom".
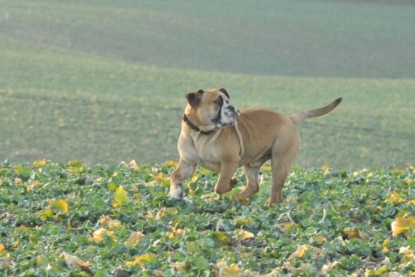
{"left": 289, "top": 98, "right": 342, "bottom": 123}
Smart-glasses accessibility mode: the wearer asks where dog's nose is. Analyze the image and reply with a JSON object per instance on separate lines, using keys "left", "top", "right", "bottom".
{"left": 230, "top": 106, "right": 240, "bottom": 116}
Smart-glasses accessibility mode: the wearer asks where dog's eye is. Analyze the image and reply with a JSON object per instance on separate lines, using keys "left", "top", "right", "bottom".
{"left": 214, "top": 97, "right": 223, "bottom": 107}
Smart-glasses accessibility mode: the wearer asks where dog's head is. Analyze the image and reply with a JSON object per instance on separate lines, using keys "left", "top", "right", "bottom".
{"left": 184, "top": 88, "right": 240, "bottom": 132}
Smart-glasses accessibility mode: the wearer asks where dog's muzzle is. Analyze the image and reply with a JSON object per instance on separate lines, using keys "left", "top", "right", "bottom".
{"left": 214, "top": 104, "right": 240, "bottom": 127}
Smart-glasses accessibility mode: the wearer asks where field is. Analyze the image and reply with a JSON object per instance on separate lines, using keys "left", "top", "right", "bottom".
{"left": 1, "top": 1, "right": 415, "bottom": 275}
{"left": 1, "top": 161, "right": 415, "bottom": 276}
{"left": 1, "top": 0, "right": 415, "bottom": 168}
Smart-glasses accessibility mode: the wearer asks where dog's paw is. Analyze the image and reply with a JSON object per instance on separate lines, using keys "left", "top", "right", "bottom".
{"left": 230, "top": 178, "right": 237, "bottom": 188}
{"left": 169, "top": 186, "right": 184, "bottom": 199}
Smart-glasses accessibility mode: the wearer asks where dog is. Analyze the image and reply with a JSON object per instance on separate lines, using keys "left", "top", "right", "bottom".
{"left": 170, "top": 88, "right": 342, "bottom": 207}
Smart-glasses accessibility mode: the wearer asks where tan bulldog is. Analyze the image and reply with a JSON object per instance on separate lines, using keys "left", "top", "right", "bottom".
{"left": 170, "top": 88, "right": 342, "bottom": 207}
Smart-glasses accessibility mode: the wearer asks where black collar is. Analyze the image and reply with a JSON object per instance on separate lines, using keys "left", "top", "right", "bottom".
{"left": 182, "top": 114, "right": 215, "bottom": 135}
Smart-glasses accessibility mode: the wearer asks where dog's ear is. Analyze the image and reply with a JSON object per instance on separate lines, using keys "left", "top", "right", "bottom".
{"left": 186, "top": 89, "right": 204, "bottom": 107}
{"left": 219, "top": 88, "right": 230, "bottom": 99}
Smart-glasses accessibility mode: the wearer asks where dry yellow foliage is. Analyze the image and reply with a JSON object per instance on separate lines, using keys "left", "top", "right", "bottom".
{"left": 33, "top": 159, "right": 47, "bottom": 168}
{"left": 61, "top": 252, "right": 92, "bottom": 272}
{"left": 99, "top": 215, "right": 121, "bottom": 229}
{"left": 89, "top": 228, "right": 115, "bottom": 243}
{"left": 235, "top": 229, "right": 255, "bottom": 240}
{"left": 50, "top": 199, "right": 69, "bottom": 213}
{"left": 124, "top": 231, "right": 145, "bottom": 247}
{"left": 112, "top": 185, "right": 129, "bottom": 207}
{"left": 385, "top": 191, "right": 406, "bottom": 204}
{"left": 165, "top": 160, "right": 177, "bottom": 168}
{"left": 125, "top": 254, "right": 156, "bottom": 267}
{"left": 391, "top": 216, "right": 415, "bottom": 237}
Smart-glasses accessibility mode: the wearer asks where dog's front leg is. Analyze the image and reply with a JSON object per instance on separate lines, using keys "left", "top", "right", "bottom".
{"left": 214, "top": 162, "right": 238, "bottom": 194}
{"left": 170, "top": 160, "right": 196, "bottom": 199}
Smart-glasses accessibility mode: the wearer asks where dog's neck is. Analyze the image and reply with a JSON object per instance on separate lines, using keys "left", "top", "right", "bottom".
{"left": 182, "top": 114, "right": 215, "bottom": 135}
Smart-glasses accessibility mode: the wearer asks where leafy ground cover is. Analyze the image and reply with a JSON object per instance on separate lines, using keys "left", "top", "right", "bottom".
{"left": 1, "top": 160, "right": 415, "bottom": 276}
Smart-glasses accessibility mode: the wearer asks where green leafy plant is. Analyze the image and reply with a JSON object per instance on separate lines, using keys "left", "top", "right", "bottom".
{"left": 1, "top": 161, "right": 414, "bottom": 276}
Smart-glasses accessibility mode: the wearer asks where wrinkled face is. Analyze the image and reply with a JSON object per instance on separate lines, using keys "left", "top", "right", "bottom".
{"left": 185, "top": 88, "right": 240, "bottom": 130}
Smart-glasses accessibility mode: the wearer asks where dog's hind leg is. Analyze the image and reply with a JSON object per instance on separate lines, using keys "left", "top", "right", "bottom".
{"left": 268, "top": 133, "right": 300, "bottom": 207}
{"left": 240, "top": 149, "right": 271, "bottom": 198}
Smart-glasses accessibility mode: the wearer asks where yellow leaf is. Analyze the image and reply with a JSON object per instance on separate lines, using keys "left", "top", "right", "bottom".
{"left": 124, "top": 231, "right": 145, "bottom": 247}
{"left": 61, "top": 252, "right": 91, "bottom": 270}
{"left": 382, "top": 237, "right": 391, "bottom": 253}
{"left": 27, "top": 180, "right": 43, "bottom": 192}
{"left": 33, "top": 159, "right": 47, "bottom": 168}
{"left": 40, "top": 208, "right": 53, "bottom": 220}
{"left": 396, "top": 209, "right": 410, "bottom": 218}
{"left": 391, "top": 216, "right": 415, "bottom": 236}
{"left": 213, "top": 231, "right": 232, "bottom": 244}
{"left": 374, "top": 267, "right": 389, "bottom": 276}
{"left": 108, "top": 183, "right": 117, "bottom": 191}
{"left": 235, "top": 217, "right": 252, "bottom": 226}
{"left": 68, "top": 160, "right": 83, "bottom": 167}
{"left": 165, "top": 160, "right": 177, "bottom": 168}
{"left": 288, "top": 245, "right": 324, "bottom": 260}
{"left": 32, "top": 180, "right": 42, "bottom": 188}
{"left": 153, "top": 172, "right": 170, "bottom": 185}
{"left": 166, "top": 227, "right": 186, "bottom": 239}
{"left": 98, "top": 215, "right": 111, "bottom": 225}
{"left": 189, "top": 174, "right": 198, "bottom": 185}
{"left": 321, "top": 261, "right": 339, "bottom": 274}
{"left": 50, "top": 199, "right": 69, "bottom": 214}
{"left": 322, "top": 165, "right": 330, "bottom": 174}
{"left": 155, "top": 208, "right": 166, "bottom": 220}
{"left": 284, "top": 223, "right": 297, "bottom": 232}
{"left": 120, "top": 160, "right": 141, "bottom": 171}
{"left": 188, "top": 174, "right": 199, "bottom": 194}
{"left": 89, "top": 228, "right": 115, "bottom": 243}
{"left": 126, "top": 254, "right": 156, "bottom": 267}
{"left": 128, "top": 160, "right": 139, "bottom": 169}
{"left": 407, "top": 199, "right": 415, "bottom": 205}
{"left": 113, "top": 186, "right": 129, "bottom": 207}
{"left": 385, "top": 191, "right": 406, "bottom": 204}
{"left": 235, "top": 229, "right": 254, "bottom": 240}
{"left": 36, "top": 255, "right": 45, "bottom": 265}
{"left": 17, "top": 225, "right": 28, "bottom": 232}
{"left": 315, "top": 236, "right": 327, "bottom": 244}
{"left": 99, "top": 215, "right": 121, "bottom": 229}
{"left": 289, "top": 245, "right": 308, "bottom": 259}
{"left": 171, "top": 261, "right": 187, "bottom": 271}
{"left": 399, "top": 246, "right": 415, "bottom": 262}
{"left": 221, "top": 264, "right": 243, "bottom": 276}
{"left": 344, "top": 227, "right": 369, "bottom": 240}
{"left": 67, "top": 161, "right": 85, "bottom": 174}
{"left": 146, "top": 210, "right": 154, "bottom": 218}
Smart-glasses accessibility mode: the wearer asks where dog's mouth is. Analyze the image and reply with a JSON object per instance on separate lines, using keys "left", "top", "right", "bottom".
{"left": 212, "top": 105, "right": 240, "bottom": 128}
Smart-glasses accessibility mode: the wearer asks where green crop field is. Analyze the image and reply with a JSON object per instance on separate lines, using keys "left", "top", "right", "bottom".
{"left": 1, "top": 161, "right": 415, "bottom": 275}
{"left": 1, "top": 1, "right": 415, "bottom": 275}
